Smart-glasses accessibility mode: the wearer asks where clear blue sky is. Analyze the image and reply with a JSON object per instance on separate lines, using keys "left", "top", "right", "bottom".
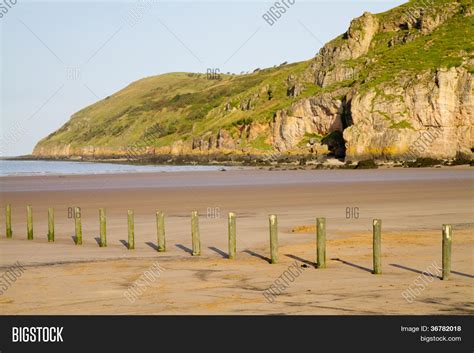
{"left": 0, "top": 0, "right": 405, "bottom": 156}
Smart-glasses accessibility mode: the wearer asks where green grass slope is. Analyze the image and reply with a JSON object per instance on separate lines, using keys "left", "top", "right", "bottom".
{"left": 36, "top": 62, "right": 317, "bottom": 152}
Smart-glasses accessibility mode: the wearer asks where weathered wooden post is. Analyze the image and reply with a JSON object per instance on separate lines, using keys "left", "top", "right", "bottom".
{"left": 27, "top": 205, "right": 33, "bottom": 240}
{"left": 5, "top": 204, "right": 12, "bottom": 238}
{"left": 156, "top": 211, "right": 165, "bottom": 252}
{"left": 442, "top": 224, "right": 452, "bottom": 280}
{"left": 269, "top": 214, "right": 278, "bottom": 264}
{"left": 47, "top": 208, "right": 55, "bottom": 242}
{"left": 373, "top": 219, "right": 382, "bottom": 274}
{"left": 316, "top": 217, "right": 326, "bottom": 268}
{"left": 74, "top": 207, "right": 82, "bottom": 245}
{"left": 99, "top": 208, "right": 106, "bottom": 247}
{"left": 127, "top": 209, "right": 134, "bottom": 250}
{"left": 228, "top": 212, "right": 236, "bottom": 259}
{"left": 191, "top": 210, "right": 200, "bottom": 256}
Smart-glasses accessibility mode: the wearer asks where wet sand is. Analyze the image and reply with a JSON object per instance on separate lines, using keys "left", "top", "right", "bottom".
{"left": 0, "top": 168, "right": 473, "bottom": 314}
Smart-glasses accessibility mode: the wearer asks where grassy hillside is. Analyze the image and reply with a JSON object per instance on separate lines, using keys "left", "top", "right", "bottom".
{"left": 37, "top": 61, "right": 318, "bottom": 151}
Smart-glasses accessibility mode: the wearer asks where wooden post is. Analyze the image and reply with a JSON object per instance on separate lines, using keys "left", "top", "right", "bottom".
{"left": 442, "top": 224, "right": 452, "bottom": 280}
{"left": 373, "top": 219, "right": 382, "bottom": 274}
{"left": 27, "top": 205, "right": 33, "bottom": 240}
{"left": 316, "top": 217, "right": 326, "bottom": 268}
{"left": 269, "top": 214, "right": 278, "bottom": 264}
{"left": 48, "top": 208, "right": 55, "bottom": 242}
{"left": 156, "top": 211, "right": 165, "bottom": 252}
{"left": 74, "top": 207, "right": 82, "bottom": 245}
{"left": 191, "top": 210, "right": 200, "bottom": 256}
{"left": 228, "top": 212, "right": 236, "bottom": 259}
{"left": 127, "top": 209, "right": 134, "bottom": 250}
{"left": 99, "top": 208, "right": 106, "bottom": 247}
{"left": 5, "top": 204, "right": 12, "bottom": 238}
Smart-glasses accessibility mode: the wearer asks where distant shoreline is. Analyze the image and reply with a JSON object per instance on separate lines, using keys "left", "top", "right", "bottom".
{"left": 3, "top": 153, "right": 473, "bottom": 170}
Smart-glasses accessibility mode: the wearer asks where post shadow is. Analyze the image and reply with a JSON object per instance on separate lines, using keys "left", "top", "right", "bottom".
{"left": 119, "top": 240, "right": 129, "bottom": 249}
{"left": 285, "top": 254, "right": 315, "bottom": 267}
{"left": 71, "top": 236, "right": 77, "bottom": 244}
{"left": 146, "top": 242, "right": 159, "bottom": 251}
{"left": 175, "top": 243, "right": 193, "bottom": 255}
{"left": 94, "top": 237, "right": 101, "bottom": 246}
{"left": 208, "top": 246, "right": 228, "bottom": 259}
{"left": 243, "top": 250, "right": 271, "bottom": 263}
{"left": 389, "top": 264, "right": 441, "bottom": 279}
{"left": 331, "top": 258, "right": 373, "bottom": 273}
{"left": 451, "top": 270, "right": 474, "bottom": 279}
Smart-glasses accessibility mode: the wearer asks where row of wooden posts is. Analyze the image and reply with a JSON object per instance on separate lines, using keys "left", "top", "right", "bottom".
{"left": 3, "top": 204, "right": 453, "bottom": 280}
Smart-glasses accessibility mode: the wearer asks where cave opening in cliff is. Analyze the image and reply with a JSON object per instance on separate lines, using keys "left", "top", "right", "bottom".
{"left": 320, "top": 97, "right": 351, "bottom": 160}
{"left": 321, "top": 131, "right": 346, "bottom": 160}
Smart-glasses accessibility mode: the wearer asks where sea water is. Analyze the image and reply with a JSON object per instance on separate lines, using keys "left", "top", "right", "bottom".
{"left": 0, "top": 160, "right": 228, "bottom": 177}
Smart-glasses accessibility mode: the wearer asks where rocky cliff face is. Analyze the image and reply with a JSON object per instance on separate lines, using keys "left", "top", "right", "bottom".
{"left": 33, "top": 0, "right": 473, "bottom": 162}
{"left": 272, "top": 94, "right": 344, "bottom": 151}
{"left": 305, "top": 12, "right": 379, "bottom": 88}
{"left": 343, "top": 67, "right": 472, "bottom": 160}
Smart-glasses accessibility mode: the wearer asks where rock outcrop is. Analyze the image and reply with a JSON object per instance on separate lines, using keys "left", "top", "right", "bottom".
{"left": 343, "top": 67, "right": 473, "bottom": 160}
{"left": 273, "top": 94, "right": 344, "bottom": 151}
{"left": 305, "top": 12, "right": 379, "bottom": 87}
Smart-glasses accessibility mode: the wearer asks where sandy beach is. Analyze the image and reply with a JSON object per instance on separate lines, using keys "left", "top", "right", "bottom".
{"left": 0, "top": 168, "right": 473, "bottom": 314}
